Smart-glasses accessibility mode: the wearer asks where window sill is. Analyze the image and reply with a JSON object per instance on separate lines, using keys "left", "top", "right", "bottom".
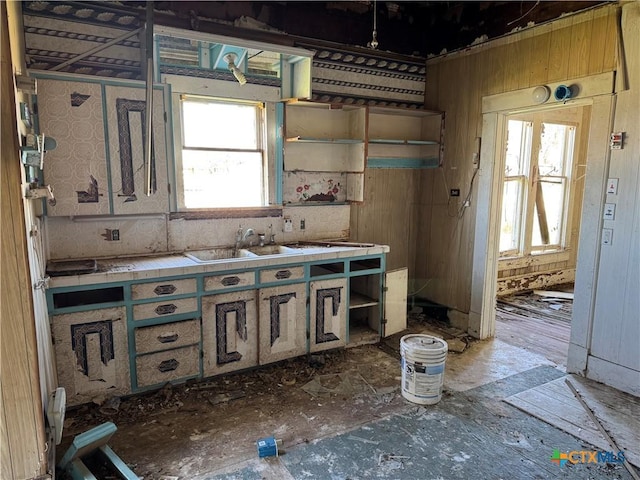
{"left": 170, "top": 206, "right": 282, "bottom": 220}
{"left": 498, "top": 249, "right": 571, "bottom": 268}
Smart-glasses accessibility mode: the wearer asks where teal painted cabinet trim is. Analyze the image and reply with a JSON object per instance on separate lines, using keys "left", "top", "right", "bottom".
{"left": 367, "top": 157, "right": 439, "bottom": 169}
{"left": 101, "top": 83, "right": 115, "bottom": 214}
{"left": 275, "top": 102, "right": 284, "bottom": 204}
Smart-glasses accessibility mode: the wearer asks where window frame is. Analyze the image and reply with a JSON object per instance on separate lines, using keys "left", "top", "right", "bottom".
{"left": 499, "top": 113, "right": 578, "bottom": 258}
{"left": 173, "top": 94, "right": 271, "bottom": 212}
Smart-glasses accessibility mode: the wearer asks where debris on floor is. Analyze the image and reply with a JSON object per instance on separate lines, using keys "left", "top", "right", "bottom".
{"left": 497, "top": 288, "right": 573, "bottom": 324}
{"left": 378, "top": 453, "right": 409, "bottom": 470}
{"left": 384, "top": 311, "right": 474, "bottom": 355}
{"left": 58, "top": 345, "right": 406, "bottom": 479}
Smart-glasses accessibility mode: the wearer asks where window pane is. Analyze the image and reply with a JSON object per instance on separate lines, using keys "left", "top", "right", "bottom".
{"left": 505, "top": 120, "right": 531, "bottom": 176}
{"left": 182, "top": 150, "right": 263, "bottom": 208}
{"left": 538, "top": 123, "right": 572, "bottom": 176}
{"left": 532, "top": 179, "right": 565, "bottom": 248}
{"left": 182, "top": 101, "right": 258, "bottom": 149}
{"left": 500, "top": 179, "right": 523, "bottom": 253}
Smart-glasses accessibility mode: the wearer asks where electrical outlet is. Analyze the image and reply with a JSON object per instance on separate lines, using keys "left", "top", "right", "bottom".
{"left": 103, "top": 228, "right": 120, "bottom": 241}
{"left": 602, "top": 228, "right": 613, "bottom": 245}
{"left": 300, "top": 219, "right": 305, "bottom": 230}
{"left": 450, "top": 189, "right": 460, "bottom": 197}
{"left": 284, "top": 218, "right": 293, "bottom": 233}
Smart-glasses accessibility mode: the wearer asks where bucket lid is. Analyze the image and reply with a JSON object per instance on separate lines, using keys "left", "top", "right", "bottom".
{"left": 401, "top": 334, "right": 448, "bottom": 352}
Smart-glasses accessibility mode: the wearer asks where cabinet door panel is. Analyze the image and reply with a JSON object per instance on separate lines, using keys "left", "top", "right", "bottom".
{"left": 202, "top": 290, "right": 257, "bottom": 376}
{"left": 52, "top": 307, "right": 130, "bottom": 406}
{"left": 310, "top": 278, "right": 347, "bottom": 352}
{"left": 384, "top": 268, "right": 408, "bottom": 337}
{"left": 104, "top": 85, "right": 169, "bottom": 214}
{"left": 258, "top": 283, "right": 307, "bottom": 365}
{"left": 38, "top": 79, "right": 110, "bottom": 216}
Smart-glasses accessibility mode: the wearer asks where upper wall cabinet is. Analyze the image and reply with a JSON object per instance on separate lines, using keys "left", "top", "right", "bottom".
{"left": 284, "top": 101, "right": 366, "bottom": 172}
{"left": 37, "top": 77, "right": 169, "bottom": 216}
{"left": 367, "top": 107, "right": 444, "bottom": 168}
{"left": 37, "top": 79, "right": 111, "bottom": 216}
{"left": 283, "top": 101, "right": 366, "bottom": 204}
{"left": 104, "top": 85, "right": 169, "bottom": 215}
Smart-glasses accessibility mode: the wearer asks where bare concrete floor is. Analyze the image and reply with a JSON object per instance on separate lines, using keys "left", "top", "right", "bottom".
{"left": 58, "top": 318, "right": 635, "bottom": 479}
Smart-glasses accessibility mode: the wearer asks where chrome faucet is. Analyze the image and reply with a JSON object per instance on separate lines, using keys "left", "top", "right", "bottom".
{"left": 233, "top": 227, "right": 256, "bottom": 256}
{"left": 242, "top": 228, "right": 256, "bottom": 246}
{"left": 268, "top": 224, "right": 276, "bottom": 245}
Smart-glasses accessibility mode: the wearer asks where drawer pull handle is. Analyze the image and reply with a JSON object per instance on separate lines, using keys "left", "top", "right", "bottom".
{"left": 154, "top": 284, "right": 177, "bottom": 296}
{"left": 155, "top": 303, "right": 177, "bottom": 315}
{"left": 157, "top": 333, "right": 178, "bottom": 343}
{"left": 221, "top": 276, "right": 240, "bottom": 286}
{"left": 158, "top": 359, "right": 179, "bottom": 372}
{"left": 275, "top": 270, "right": 292, "bottom": 279}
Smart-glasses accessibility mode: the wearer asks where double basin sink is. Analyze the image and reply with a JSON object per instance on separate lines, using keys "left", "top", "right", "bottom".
{"left": 184, "top": 242, "right": 373, "bottom": 263}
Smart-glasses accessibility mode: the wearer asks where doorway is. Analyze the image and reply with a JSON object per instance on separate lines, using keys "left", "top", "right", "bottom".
{"left": 492, "top": 106, "right": 588, "bottom": 367}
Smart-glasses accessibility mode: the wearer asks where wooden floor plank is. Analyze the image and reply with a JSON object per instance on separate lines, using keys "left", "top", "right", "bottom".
{"left": 544, "top": 378, "right": 640, "bottom": 420}
{"left": 505, "top": 395, "right": 610, "bottom": 451}
{"left": 496, "top": 313, "right": 570, "bottom": 366}
{"left": 504, "top": 375, "right": 640, "bottom": 467}
{"left": 510, "top": 389, "right": 601, "bottom": 432}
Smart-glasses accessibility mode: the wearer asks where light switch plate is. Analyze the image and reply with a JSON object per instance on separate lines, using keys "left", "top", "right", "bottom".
{"left": 602, "top": 228, "right": 613, "bottom": 245}
{"left": 603, "top": 203, "right": 616, "bottom": 220}
{"left": 284, "top": 217, "right": 293, "bottom": 232}
{"left": 606, "top": 178, "right": 618, "bottom": 195}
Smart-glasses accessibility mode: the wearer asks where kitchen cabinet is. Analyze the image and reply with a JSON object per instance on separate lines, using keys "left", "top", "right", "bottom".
{"left": 258, "top": 283, "right": 307, "bottom": 365}
{"left": 283, "top": 101, "right": 366, "bottom": 203}
{"left": 130, "top": 278, "right": 200, "bottom": 390}
{"left": 367, "top": 106, "right": 443, "bottom": 169}
{"left": 310, "top": 278, "right": 348, "bottom": 352}
{"left": 202, "top": 290, "right": 258, "bottom": 376}
{"left": 36, "top": 75, "right": 170, "bottom": 216}
{"left": 51, "top": 307, "right": 130, "bottom": 406}
{"left": 46, "top": 248, "right": 398, "bottom": 403}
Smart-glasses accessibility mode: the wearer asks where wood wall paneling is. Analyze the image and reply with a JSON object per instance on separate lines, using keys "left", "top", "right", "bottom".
{"left": 350, "top": 169, "right": 417, "bottom": 276}
{"left": 405, "top": 6, "right": 619, "bottom": 321}
{"left": 1, "top": 3, "right": 48, "bottom": 478}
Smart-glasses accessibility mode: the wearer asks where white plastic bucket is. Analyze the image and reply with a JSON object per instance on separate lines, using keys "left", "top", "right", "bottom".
{"left": 400, "top": 334, "right": 448, "bottom": 405}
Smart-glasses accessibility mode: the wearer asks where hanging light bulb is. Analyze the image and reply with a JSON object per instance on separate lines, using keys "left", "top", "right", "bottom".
{"left": 224, "top": 53, "right": 247, "bottom": 85}
{"left": 367, "top": 0, "right": 379, "bottom": 49}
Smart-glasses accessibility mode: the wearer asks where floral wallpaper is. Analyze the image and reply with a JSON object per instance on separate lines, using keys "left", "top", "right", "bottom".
{"left": 283, "top": 172, "right": 347, "bottom": 204}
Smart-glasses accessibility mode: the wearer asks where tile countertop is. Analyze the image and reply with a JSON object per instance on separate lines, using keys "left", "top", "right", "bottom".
{"left": 47, "top": 243, "right": 391, "bottom": 288}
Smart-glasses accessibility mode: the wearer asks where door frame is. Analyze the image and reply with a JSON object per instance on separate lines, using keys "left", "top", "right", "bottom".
{"left": 468, "top": 72, "right": 615, "bottom": 340}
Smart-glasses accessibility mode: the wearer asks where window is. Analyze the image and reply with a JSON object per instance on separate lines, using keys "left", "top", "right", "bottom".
{"left": 499, "top": 114, "right": 576, "bottom": 256}
{"left": 178, "top": 97, "right": 266, "bottom": 209}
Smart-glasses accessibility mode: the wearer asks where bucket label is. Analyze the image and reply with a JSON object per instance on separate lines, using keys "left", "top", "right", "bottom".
{"left": 402, "top": 357, "right": 444, "bottom": 397}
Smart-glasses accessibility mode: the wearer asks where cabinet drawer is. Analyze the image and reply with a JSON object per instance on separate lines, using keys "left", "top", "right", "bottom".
{"left": 132, "top": 297, "right": 197, "bottom": 321}
{"left": 259, "top": 266, "right": 304, "bottom": 284}
{"left": 136, "top": 345, "right": 199, "bottom": 388}
{"left": 134, "top": 319, "right": 200, "bottom": 354}
{"left": 204, "top": 271, "right": 254, "bottom": 291}
{"left": 132, "top": 278, "right": 196, "bottom": 300}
